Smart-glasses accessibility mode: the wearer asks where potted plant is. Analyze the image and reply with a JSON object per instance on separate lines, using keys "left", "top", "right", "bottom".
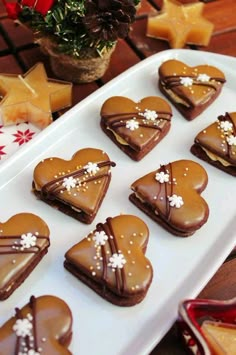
{"left": 3, "top": 0, "right": 140, "bottom": 83}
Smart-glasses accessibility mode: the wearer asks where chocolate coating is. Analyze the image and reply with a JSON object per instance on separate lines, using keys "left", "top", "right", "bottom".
{"left": 130, "top": 160, "right": 209, "bottom": 236}
{"left": 0, "top": 295, "right": 73, "bottom": 354}
{"left": 158, "top": 59, "right": 226, "bottom": 120}
{"left": 191, "top": 112, "right": 236, "bottom": 176}
{"left": 0, "top": 213, "right": 50, "bottom": 300}
{"left": 64, "top": 214, "right": 153, "bottom": 306}
{"left": 100, "top": 96, "right": 172, "bottom": 160}
{"left": 33, "top": 148, "right": 116, "bottom": 224}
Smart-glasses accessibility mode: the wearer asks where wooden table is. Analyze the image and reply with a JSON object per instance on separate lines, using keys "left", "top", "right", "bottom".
{"left": 0, "top": 1, "right": 235, "bottom": 353}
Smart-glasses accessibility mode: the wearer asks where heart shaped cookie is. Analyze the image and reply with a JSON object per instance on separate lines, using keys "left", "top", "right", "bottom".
{"left": 0, "top": 213, "right": 50, "bottom": 300}
{"left": 0, "top": 295, "right": 73, "bottom": 354}
{"left": 64, "top": 214, "right": 153, "bottom": 306}
{"left": 158, "top": 59, "right": 226, "bottom": 120}
{"left": 33, "top": 148, "right": 116, "bottom": 224}
{"left": 191, "top": 112, "right": 236, "bottom": 176}
{"left": 129, "top": 160, "right": 209, "bottom": 237}
{"left": 100, "top": 96, "right": 172, "bottom": 160}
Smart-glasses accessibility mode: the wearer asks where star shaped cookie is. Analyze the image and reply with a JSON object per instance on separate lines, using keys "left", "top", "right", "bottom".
{"left": 0, "top": 63, "right": 72, "bottom": 128}
{"left": 146, "top": 0, "right": 214, "bottom": 48}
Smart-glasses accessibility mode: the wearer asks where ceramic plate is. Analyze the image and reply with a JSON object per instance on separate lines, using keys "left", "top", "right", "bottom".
{"left": 0, "top": 49, "right": 236, "bottom": 355}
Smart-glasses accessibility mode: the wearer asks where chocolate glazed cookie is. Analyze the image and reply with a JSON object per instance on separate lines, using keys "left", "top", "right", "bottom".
{"left": 191, "top": 112, "right": 236, "bottom": 176}
{"left": 130, "top": 160, "right": 209, "bottom": 237}
{"left": 158, "top": 59, "right": 226, "bottom": 120}
{"left": 0, "top": 213, "right": 50, "bottom": 300}
{"left": 32, "top": 148, "right": 116, "bottom": 224}
{"left": 100, "top": 96, "right": 172, "bottom": 160}
{"left": 0, "top": 295, "right": 73, "bottom": 354}
{"left": 64, "top": 214, "right": 153, "bottom": 306}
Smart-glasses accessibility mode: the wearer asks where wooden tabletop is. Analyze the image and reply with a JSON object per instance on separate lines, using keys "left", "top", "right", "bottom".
{"left": 0, "top": 0, "right": 235, "bottom": 353}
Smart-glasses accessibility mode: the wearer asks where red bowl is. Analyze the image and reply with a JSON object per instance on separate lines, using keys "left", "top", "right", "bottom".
{"left": 178, "top": 298, "right": 236, "bottom": 354}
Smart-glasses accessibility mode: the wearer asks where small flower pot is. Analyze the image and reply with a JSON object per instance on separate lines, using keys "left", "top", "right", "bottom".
{"left": 37, "top": 37, "right": 116, "bottom": 83}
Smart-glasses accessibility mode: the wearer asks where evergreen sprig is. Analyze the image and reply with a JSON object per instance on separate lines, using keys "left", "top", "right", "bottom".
{"left": 19, "top": 0, "right": 140, "bottom": 57}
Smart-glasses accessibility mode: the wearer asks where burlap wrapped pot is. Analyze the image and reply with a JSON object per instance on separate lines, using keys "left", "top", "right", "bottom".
{"left": 37, "top": 37, "right": 116, "bottom": 84}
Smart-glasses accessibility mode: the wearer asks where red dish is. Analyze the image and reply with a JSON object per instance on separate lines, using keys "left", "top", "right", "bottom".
{"left": 178, "top": 298, "right": 236, "bottom": 354}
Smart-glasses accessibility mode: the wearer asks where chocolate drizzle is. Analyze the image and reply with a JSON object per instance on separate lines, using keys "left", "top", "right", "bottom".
{"left": 14, "top": 296, "right": 38, "bottom": 354}
{"left": 154, "top": 163, "right": 174, "bottom": 221}
{"left": 96, "top": 218, "right": 126, "bottom": 294}
{"left": 163, "top": 75, "right": 225, "bottom": 90}
{"left": 14, "top": 306, "right": 22, "bottom": 355}
{"left": 41, "top": 160, "right": 116, "bottom": 199}
{"left": 30, "top": 296, "right": 38, "bottom": 352}
{"left": 103, "top": 110, "right": 172, "bottom": 131}
{"left": 218, "top": 112, "right": 236, "bottom": 157}
{"left": 0, "top": 235, "right": 49, "bottom": 255}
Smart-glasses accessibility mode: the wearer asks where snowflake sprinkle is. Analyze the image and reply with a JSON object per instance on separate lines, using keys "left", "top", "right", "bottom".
{"left": 12, "top": 313, "right": 40, "bottom": 354}
{"left": 20, "top": 233, "right": 37, "bottom": 249}
{"left": 142, "top": 109, "right": 158, "bottom": 121}
{"left": 220, "top": 121, "right": 233, "bottom": 132}
{"left": 226, "top": 135, "right": 236, "bottom": 146}
{"left": 62, "top": 176, "right": 77, "bottom": 191}
{"left": 180, "top": 77, "right": 193, "bottom": 87}
{"left": 108, "top": 253, "right": 126, "bottom": 269}
{"left": 13, "top": 318, "right": 32, "bottom": 337}
{"left": 168, "top": 194, "right": 184, "bottom": 208}
{"left": 197, "top": 73, "right": 210, "bottom": 82}
{"left": 84, "top": 162, "right": 100, "bottom": 175}
{"left": 126, "top": 119, "right": 139, "bottom": 131}
{"left": 27, "top": 350, "right": 40, "bottom": 355}
{"left": 92, "top": 231, "right": 108, "bottom": 246}
{"left": 155, "top": 171, "right": 170, "bottom": 183}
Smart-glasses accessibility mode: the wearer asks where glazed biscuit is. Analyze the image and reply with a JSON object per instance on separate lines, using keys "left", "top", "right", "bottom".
{"left": 158, "top": 59, "right": 226, "bottom": 120}
{"left": 100, "top": 96, "right": 172, "bottom": 160}
{"left": 64, "top": 214, "right": 153, "bottom": 306}
{"left": 32, "top": 148, "right": 116, "bottom": 224}
{"left": 0, "top": 213, "right": 50, "bottom": 300}
{"left": 0, "top": 295, "right": 73, "bottom": 354}
{"left": 129, "top": 160, "right": 209, "bottom": 237}
{"left": 191, "top": 112, "right": 236, "bottom": 176}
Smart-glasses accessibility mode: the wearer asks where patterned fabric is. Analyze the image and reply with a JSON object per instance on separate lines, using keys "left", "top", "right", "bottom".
{"left": 0, "top": 120, "right": 40, "bottom": 163}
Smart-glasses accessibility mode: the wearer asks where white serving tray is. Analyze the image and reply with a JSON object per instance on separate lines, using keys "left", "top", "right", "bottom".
{"left": 0, "top": 49, "right": 236, "bottom": 355}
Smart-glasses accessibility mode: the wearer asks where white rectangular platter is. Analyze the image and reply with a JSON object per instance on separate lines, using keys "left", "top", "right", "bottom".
{"left": 0, "top": 49, "right": 236, "bottom": 355}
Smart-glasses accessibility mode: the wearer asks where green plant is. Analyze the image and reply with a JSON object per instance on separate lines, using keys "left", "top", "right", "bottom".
{"left": 4, "top": 0, "right": 140, "bottom": 57}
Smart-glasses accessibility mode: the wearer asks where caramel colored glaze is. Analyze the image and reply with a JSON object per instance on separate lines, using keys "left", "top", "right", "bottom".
{"left": 158, "top": 60, "right": 225, "bottom": 107}
{"left": 65, "top": 215, "right": 153, "bottom": 297}
{"left": 131, "top": 160, "right": 209, "bottom": 234}
{"left": 33, "top": 148, "right": 115, "bottom": 216}
{"left": 194, "top": 112, "right": 236, "bottom": 165}
{"left": 100, "top": 96, "right": 172, "bottom": 151}
{"left": 0, "top": 213, "right": 50, "bottom": 297}
{"left": 0, "top": 295, "right": 73, "bottom": 354}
